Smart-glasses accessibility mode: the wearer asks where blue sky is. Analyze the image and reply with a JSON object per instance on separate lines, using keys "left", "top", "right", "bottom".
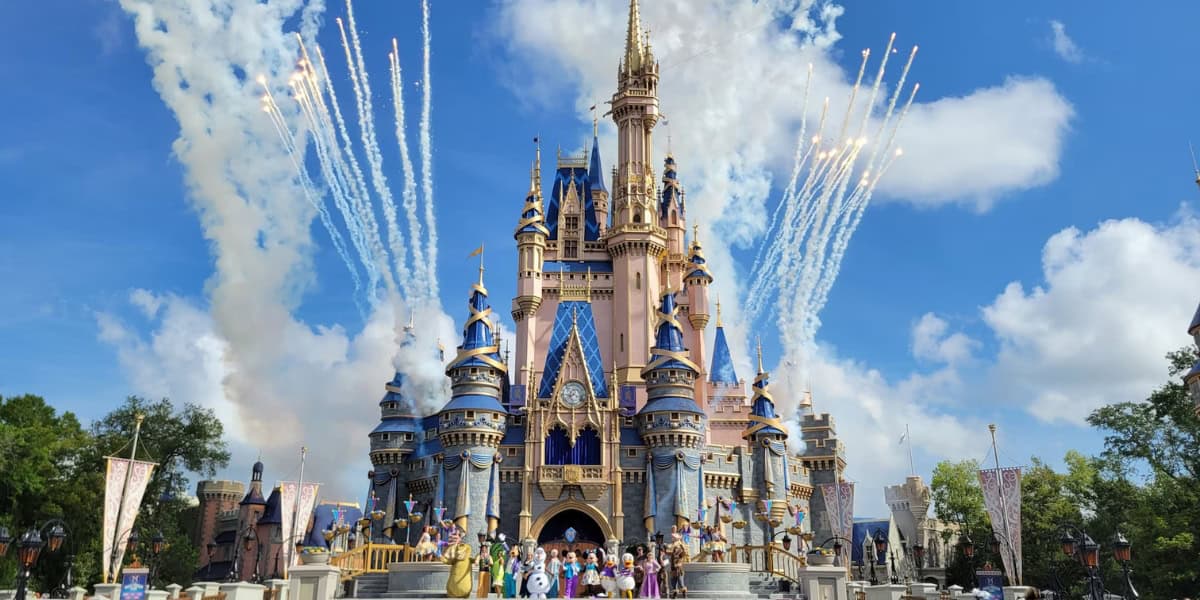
{"left": 2, "top": 0, "right": 1199, "bottom": 512}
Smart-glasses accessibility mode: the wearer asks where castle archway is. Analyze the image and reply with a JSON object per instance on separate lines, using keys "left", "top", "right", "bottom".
{"left": 529, "top": 502, "right": 614, "bottom": 555}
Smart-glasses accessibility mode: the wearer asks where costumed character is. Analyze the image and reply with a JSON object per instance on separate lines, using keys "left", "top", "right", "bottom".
{"left": 711, "top": 529, "right": 727, "bottom": 563}
{"left": 616, "top": 554, "right": 636, "bottom": 599}
{"left": 562, "top": 551, "right": 580, "bottom": 599}
{"left": 477, "top": 540, "right": 494, "bottom": 598}
{"left": 639, "top": 551, "right": 661, "bottom": 599}
{"left": 632, "top": 547, "right": 645, "bottom": 592}
{"left": 547, "top": 549, "right": 562, "bottom": 598}
{"left": 581, "top": 552, "right": 600, "bottom": 597}
{"left": 526, "top": 548, "right": 551, "bottom": 600}
{"left": 441, "top": 527, "right": 474, "bottom": 599}
{"left": 667, "top": 529, "right": 689, "bottom": 598}
{"left": 599, "top": 554, "right": 617, "bottom": 597}
{"left": 490, "top": 541, "right": 507, "bottom": 595}
{"left": 520, "top": 548, "right": 534, "bottom": 598}
{"left": 416, "top": 526, "right": 437, "bottom": 561}
{"left": 505, "top": 548, "right": 522, "bottom": 598}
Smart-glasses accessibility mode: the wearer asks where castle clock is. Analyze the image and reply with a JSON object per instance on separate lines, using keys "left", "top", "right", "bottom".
{"left": 560, "top": 381, "right": 587, "bottom": 408}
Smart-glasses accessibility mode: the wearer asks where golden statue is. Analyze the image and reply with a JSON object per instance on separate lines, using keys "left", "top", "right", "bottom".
{"left": 441, "top": 526, "right": 474, "bottom": 598}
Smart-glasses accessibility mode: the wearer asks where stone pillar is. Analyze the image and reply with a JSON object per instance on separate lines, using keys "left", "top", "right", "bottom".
{"left": 183, "top": 586, "right": 205, "bottom": 600}
{"left": 165, "top": 583, "right": 183, "bottom": 600}
{"left": 94, "top": 583, "right": 122, "bottom": 600}
{"left": 796, "top": 565, "right": 848, "bottom": 600}
{"left": 219, "top": 582, "right": 265, "bottom": 600}
{"left": 288, "top": 565, "right": 340, "bottom": 600}
{"left": 1004, "top": 586, "right": 1032, "bottom": 599}
{"left": 147, "top": 589, "right": 170, "bottom": 600}
{"left": 865, "top": 584, "right": 907, "bottom": 600}
{"left": 68, "top": 586, "right": 87, "bottom": 600}
{"left": 680, "top": 562, "right": 753, "bottom": 600}
{"left": 909, "top": 582, "right": 937, "bottom": 597}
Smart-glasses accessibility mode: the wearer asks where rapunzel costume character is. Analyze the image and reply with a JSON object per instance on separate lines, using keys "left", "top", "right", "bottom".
{"left": 639, "top": 553, "right": 661, "bottom": 599}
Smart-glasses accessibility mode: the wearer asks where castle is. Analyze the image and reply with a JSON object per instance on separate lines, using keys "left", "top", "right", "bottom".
{"left": 365, "top": 0, "right": 847, "bottom": 554}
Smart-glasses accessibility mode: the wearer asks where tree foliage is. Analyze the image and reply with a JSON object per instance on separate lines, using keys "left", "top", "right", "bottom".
{"left": 0, "top": 395, "right": 229, "bottom": 591}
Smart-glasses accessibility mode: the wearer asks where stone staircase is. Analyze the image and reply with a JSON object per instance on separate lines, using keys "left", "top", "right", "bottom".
{"left": 348, "top": 573, "right": 388, "bottom": 598}
{"left": 746, "top": 571, "right": 805, "bottom": 599}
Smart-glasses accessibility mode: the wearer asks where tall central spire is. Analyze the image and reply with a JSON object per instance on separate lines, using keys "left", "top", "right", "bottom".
{"left": 624, "top": 0, "right": 643, "bottom": 73}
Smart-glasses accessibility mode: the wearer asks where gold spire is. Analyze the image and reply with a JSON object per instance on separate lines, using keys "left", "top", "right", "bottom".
{"left": 716, "top": 295, "right": 723, "bottom": 327}
{"left": 624, "top": 0, "right": 643, "bottom": 73}
{"left": 756, "top": 336, "right": 764, "bottom": 373}
{"left": 477, "top": 243, "right": 486, "bottom": 286}
{"left": 692, "top": 224, "right": 699, "bottom": 245}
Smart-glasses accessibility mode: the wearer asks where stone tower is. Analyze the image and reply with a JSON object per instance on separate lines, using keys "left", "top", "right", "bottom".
{"left": 741, "top": 348, "right": 791, "bottom": 546}
{"left": 438, "top": 270, "right": 508, "bottom": 538}
{"left": 513, "top": 146, "right": 549, "bottom": 389}
{"left": 194, "top": 479, "right": 243, "bottom": 568}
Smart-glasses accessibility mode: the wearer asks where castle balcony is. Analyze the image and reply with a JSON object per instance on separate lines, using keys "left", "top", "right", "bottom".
{"left": 536, "top": 464, "right": 608, "bottom": 501}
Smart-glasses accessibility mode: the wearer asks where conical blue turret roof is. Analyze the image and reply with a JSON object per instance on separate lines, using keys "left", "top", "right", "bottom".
{"left": 659, "top": 155, "right": 683, "bottom": 221}
{"left": 709, "top": 325, "right": 739, "bottom": 384}
{"left": 442, "top": 274, "right": 507, "bottom": 414}
{"left": 685, "top": 235, "right": 713, "bottom": 283}
{"left": 639, "top": 290, "right": 703, "bottom": 416}
{"left": 743, "top": 354, "right": 787, "bottom": 439}
{"left": 588, "top": 135, "right": 607, "bottom": 194}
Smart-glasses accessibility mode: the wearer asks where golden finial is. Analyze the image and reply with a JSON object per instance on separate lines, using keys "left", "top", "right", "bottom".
{"left": 716, "top": 295, "right": 723, "bottom": 327}
{"left": 593, "top": 107, "right": 599, "bottom": 139}
{"left": 692, "top": 224, "right": 699, "bottom": 245}
{"left": 478, "top": 246, "right": 486, "bottom": 286}
{"left": 558, "top": 264, "right": 565, "bottom": 290}
{"left": 756, "top": 336, "right": 764, "bottom": 373}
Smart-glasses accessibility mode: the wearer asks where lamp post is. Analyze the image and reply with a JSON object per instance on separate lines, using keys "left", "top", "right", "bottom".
{"left": 1054, "top": 524, "right": 1108, "bottom": 600}
{"left": 870, "top": 529, "right": 887, "bottom": 586}
{"left": 1111, "top": 532, "right": 1138, "bottom": 600}
{"left": 0, "top": 520, "right": 69, "bottom": 600}
{"left": 958, "top": 533, "right": 976, "bottom": 589}
{"left": 912, "top": 543, "right": 925, "bottom": 583}
{"left": 205, "top": 541, "right": 216, "bottom": 580}
{"left": 228, "top": 523, "right": 259, "bottom": 583}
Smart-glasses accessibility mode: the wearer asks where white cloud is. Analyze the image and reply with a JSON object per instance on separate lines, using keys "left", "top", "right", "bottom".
{"left": 492, "top": 0, "right": 1073, "bottom": 378}
{"left": 1049, "top": 20, "right": 1083, "bottom": 64}
{"left": 983, "top": 212, "right": 1200, "bottom": 424}
{"left": 114, "top": 0, "right": 459, "bottom": 500}
{"left": 912, "top": 312, "right": 978, "bottom": 366}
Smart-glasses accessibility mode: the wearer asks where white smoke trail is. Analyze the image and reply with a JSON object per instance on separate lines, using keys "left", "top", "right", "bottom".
{"left": 418, "top": 0, "right": 439, "bottom": 300}
{"left": 745, "top": 36, "right": 919, "bottom": 368}
{"left": 389, "top": 39, "right": 425, "bottom": 299}
{"left": 337, "top": 7, "right": 413, "bottom": 296}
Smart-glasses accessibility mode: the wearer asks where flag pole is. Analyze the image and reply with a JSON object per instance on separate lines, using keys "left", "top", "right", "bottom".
{"left": 285, "top": 446, "right": 308, "bottom": 579}
{"left": 906, "top": 424, "right": 915, "bottom": 476}
{"left": 988, "top": 423, "right": 1019, "bottom": 585}
{"left": 106, "top": 413, "right": 144, "bottom": 583}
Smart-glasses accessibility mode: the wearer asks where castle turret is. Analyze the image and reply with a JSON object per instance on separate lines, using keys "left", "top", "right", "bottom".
{"left": 661, "top": 156, "right": 687, "bottom": 289}
{"left": 743, "top": 344, "right": 790, "bottom": 545}
{"left": 439, "top": 268, "right": 508, "bottom": 536}
{"left": 369, "top": 319, "right": 424, "bottom": 538}
{"left": 638, "top": 289, "right": 706, "bottom": 533}
{"left": 684, "top": 226, "right": 712, "bottom": 410}
{"left": 513, "top": 149, "right": 549, "bottom": 388}
{"left": 609, "top": 0, "right": 665, "bottom": 391}
{"left": 589, "top": 130, "right": 610, "bottom": 235}
{"left": 705, "top": 302, "right": 748, "bottom": 445}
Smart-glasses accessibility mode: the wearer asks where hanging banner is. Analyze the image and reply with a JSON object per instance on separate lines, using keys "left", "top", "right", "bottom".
{"left": 818, "top": 482, "right": 854, "bottom": 563}
{"left": 279, "top": 481, "right": 321, "bottom": 570}
{"left": 979, "top": 467, "right": 1022, "bottom": 583}
{"left": 103, "top": 457, "right": 156, "bottom": 581}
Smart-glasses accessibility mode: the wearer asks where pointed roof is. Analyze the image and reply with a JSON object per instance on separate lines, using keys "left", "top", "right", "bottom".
{"left": 709, "top": 311, "right": 739, "bottom": 384}
{"left": 1189, "top": 300, "right": 1200, "bottom": 335}
{"left": 640, "top": 290, "right": 703, "bottom": 416}
{"left": 446, "top": 272, "right": 506, "bottom": 373}
{"left": 258, "top": 487, "right": 282, "bottom": 525}
{"left": 624, "top": 0, "right": 644, "bottom": 74}
{"left": 516, "top": 146, "right": 550, "bottom": 238}
{"left": 685, "top": 226, "right": 714, "bottom": 283}
{"left": 240, "top": 462, "right": 267, "bottom": 506}
{"left": 660, "top": 155, "right": 683, "bottom": 221}
{"left": 743, "top": 343, "right": 787, "bottom": 439}
{"left": 544, "top": 164, "right": 601, "bottom": 241}
{"left": 588, "top": 134, "right": 607, "bottom": 194}
{"left": 538, "top": 301, "right": 609, "bottom": 399}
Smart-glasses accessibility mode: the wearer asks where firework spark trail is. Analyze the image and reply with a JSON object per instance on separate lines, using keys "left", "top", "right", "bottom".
{"left": 418, "top": 0, "right": 439, "bottom": 300}
{"left": 338, "top": 2, "right": 412, "bottom": 296}
{"left": 744, "top": 36, "right": 919, "bottom": 361}
{"left": 260, "top": 83, "right": 365, "bottom": 314}
{"left": 388, "top": 39, "right": 425, "bottom": 299}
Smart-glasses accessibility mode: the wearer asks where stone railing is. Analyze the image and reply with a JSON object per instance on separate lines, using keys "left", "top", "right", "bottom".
{"left": 726, "top": 544, "right": 808, "bottom": 583}
{"left": 329, "top": 543, "right": 410, "bottom": 579}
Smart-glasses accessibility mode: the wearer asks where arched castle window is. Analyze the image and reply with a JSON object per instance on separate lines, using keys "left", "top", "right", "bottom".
{"left": 544, "top": 425, "right": 601, "bottom": 465}
{"left": 634, "top": 213, "right": 642, "bottom": 223}
{"left": 671, "top": 212, "right": 677, "bottom": 225}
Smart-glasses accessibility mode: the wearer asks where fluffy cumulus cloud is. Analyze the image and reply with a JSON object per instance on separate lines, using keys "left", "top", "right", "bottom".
{"left": 491, "top": 0, "right": 1073, "bottom": 374}
{"left": 983, "top": 213, "right": 1200, "bottom": 424}
{"left": 110, "top": 0, "right": 459, "bottom": 499}
{"left": 1049, "top": 20, "right": 1084, "bottom": 64}
{"left": 912, "top": 312, "right": 978, "bottom": 366}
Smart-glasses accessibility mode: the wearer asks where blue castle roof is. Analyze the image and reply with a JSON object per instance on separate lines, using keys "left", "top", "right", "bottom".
{"left": 515, "top": 152, "right": 550, "bottom": 238}
{"left": 258, "top": 487, "right": 282, "bottom": 525}
{"left": 538, "top": 301, "right": 610, "bottom": 399}
{"left": 743, "top": 353, "right": 787, "bottom": 439}
{"left": 685, "top": 235, "right": 713, "bottom": 283}
{"left": 1189, "top": 300, "right": 1200, "bottom": 334}
{"left": 709, "top": 325, "right": 739, "bottom": 384}
{"left": 639, "top": 290, "right": 703, "bottom": 416}
{"left": 443, "top": 274, "right": 507, "bottom": 415}
{"left": 659, "top": 155, "right": 683, "bottom": 221}
{"left": 589, "top": 135, "right": 607, "bottom": 194}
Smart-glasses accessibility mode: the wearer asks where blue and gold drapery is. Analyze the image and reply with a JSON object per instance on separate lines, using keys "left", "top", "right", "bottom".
{"left": 371, "top": 470, "right": 400, "bottom": 535}
{"left": 646, "top": 452, "right": 704, "bottom": 522}
{"left": 442, "top": 451, "right": 501, "bottom": 521}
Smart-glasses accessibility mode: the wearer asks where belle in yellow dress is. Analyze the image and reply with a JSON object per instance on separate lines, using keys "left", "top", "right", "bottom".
{"left": 442, "top": 527, "right": 474, "bottom": 598}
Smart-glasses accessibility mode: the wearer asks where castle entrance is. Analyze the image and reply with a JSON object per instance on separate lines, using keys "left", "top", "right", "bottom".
{"left": 530, "top": 503, "right": 612, "bottom": 556}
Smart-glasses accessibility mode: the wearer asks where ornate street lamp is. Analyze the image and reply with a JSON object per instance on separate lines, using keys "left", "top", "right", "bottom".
{"left": 0, "top": 526, "right": 11, "bottom": 557}
{"left": 1112, "top": 532, "right": 1138, "bottom": 599}
{"left": 959, "top": 534, "right": 975, "bottom": 559}
{"left": 912, "top": 543, "right": 925, "bottom": 581}
{"left": 15, "top": 529, "right": 46, "bottom": 600}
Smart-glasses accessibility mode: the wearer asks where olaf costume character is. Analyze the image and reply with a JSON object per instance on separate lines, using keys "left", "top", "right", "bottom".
{"left": 526, "top": 548, "right": 551, "bottom": 600}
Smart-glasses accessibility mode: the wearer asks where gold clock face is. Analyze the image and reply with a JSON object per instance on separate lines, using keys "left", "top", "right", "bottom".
{"left": 561, "top": 381, "right": 587, "bottom": 408}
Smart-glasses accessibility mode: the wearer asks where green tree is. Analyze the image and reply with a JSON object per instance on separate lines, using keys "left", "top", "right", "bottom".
{"left": 86, "top": 397, "right": 230, "bottom": 587}
{"left": 930, "top": 459, "right": 995, "bottom": 587}
{"left": 0, "top": 395, "right": 100, "bottom": 591}
{"left": 1017, "top": 455, "right": 1087, "bottom": 593}
{"left": 1086, "top": 346, "right": 1200, "bottom": 598}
